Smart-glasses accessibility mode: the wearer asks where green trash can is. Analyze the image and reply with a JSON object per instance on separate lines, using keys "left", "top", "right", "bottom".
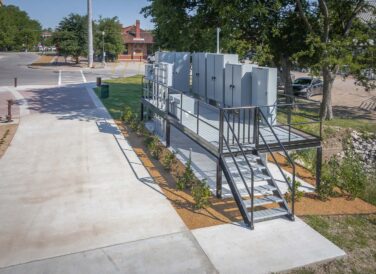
{"left": 100, "top": 84, "right": 109, "bottom": 98}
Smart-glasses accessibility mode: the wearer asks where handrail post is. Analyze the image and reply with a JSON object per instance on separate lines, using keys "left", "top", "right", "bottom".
{"left": 180, "top": 92, "right": 183, "bottom": 122}
{"left": 166, "top": 88, "right": 170, "bottom": 114}
{"left": 288, "top": 104, "right": 292, "bottom": 142}
{"left": 196, "top": 100, "right": 200, "bottom": 134}
{"left": 253, "top": 107, "right": 259, "bottom": 146}
{"left": 217, "top": 108, "right": 224, "bottom": 198}
{"left": 292, "top": 166, "right": 295, "bottom": 219}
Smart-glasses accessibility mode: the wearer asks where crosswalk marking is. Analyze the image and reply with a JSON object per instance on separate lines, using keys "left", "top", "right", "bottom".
{"left": 59, "top": 71, "right": 87, "bottom": 86}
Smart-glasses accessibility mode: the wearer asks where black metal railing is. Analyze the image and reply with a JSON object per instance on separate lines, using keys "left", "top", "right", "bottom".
{"left": 142, "top": 76, "right": 322, "bottom": 151}
{"left": 219, "top": 108, "right": 255, "bottom": 228}
{"left": 257, "top": 109, "right": 296, "bottom": 218}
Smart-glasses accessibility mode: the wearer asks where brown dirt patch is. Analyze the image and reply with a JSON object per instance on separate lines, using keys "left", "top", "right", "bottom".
{"left": 31, "top": 55, "right": 56, "bottom": 66}
{"left": 0, "top": 124, "right": 17, "bottom": 158}
{"left": 116, "top": 120, "right": 376, "bottom": 229}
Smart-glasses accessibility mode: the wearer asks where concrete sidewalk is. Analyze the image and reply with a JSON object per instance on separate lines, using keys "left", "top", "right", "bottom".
{"left": 0, "top": 83, "right": 215, "bottom": 273}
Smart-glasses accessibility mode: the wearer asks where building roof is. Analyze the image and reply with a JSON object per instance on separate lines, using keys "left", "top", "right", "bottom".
{"left": 122, "top": 24, "right": 154, "bottom": 44}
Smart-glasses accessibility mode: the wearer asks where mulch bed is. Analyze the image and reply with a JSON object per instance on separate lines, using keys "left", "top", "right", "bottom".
{"left": 116, "top": 120, "right": 376, "bottom": 230}
{"left": 0, "top": 124, "right": 18, "bottom": 159}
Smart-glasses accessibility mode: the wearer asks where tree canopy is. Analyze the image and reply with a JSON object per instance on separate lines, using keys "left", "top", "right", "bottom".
{"left": 0, "top": 5, "right": 42, "bottom": 51}
{"left": 94, "top": 17, "right": 124, "bottom": 62}
{"left": 53, "top": 14, "right": 88, "bottom": 63}
{"left": 142, "top": 0, "right": 375, "bottom": 120}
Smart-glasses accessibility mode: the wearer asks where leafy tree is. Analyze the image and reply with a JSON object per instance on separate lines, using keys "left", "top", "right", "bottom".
{"left": 141, "top": 0, "right": 216, "bottom": 52}
{"left": 0, "top": 5, "right": 41, "bottom": 51}
{"left": 53, "top": 14, "right": 88, "bottom": 63}
{"left": 94, "top": 17, "right": 124, "bottom": 62}
{"left": 295, "top": 0, "right": 375, "bottom": 119}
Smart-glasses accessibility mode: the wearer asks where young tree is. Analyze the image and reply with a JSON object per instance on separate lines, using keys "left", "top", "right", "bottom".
{"left": 295, "top": 0, "right": 375, "bottom": 119}
{"left": 54, "top": 14, "right": 88, "bottom": 63}
{"left": 94, "top": 17, "right": 124, "bottom": 62}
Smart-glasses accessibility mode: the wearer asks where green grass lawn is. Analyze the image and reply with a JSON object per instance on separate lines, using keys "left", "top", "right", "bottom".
{"left": 94, "top": 75, "right": 143, "bottom": 120}
{"left": 288, "top": 215, "right": 376, "bottom": 274}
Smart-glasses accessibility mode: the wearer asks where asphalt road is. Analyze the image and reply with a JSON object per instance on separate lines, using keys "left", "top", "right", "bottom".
{"left": 0, "top": 52, "right": 144, "bottom": 87}
{"left": 0, "top": 52, "right": 58, "bottom": 86}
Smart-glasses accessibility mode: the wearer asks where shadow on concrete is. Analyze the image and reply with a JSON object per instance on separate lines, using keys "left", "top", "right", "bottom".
{"left": 18, "top": 84, "right": 102, "bottom": 121}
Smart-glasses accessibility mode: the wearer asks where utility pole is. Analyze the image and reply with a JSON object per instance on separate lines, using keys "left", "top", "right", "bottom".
{"left": 216, "top": 27, "right": 221, "bottom": 54}
{"left": 87, "top": 0, "right": 94, "bottom": 68}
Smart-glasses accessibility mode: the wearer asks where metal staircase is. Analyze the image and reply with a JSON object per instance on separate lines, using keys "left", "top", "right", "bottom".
{"left": 219, "top": 108, "right": 295, "bottom": 229}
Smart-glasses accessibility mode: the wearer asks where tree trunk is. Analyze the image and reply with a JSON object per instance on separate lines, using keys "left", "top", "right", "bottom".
{"left": 280, "top": 55, "right": 293, "bottom": 97}
{"left": 320, "top": 66, "right": 336, "bottom": 120}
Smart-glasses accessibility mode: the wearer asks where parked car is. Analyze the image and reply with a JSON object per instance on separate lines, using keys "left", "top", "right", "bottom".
{"left": 292, "top": 77, "right": 323, "bottom": 98}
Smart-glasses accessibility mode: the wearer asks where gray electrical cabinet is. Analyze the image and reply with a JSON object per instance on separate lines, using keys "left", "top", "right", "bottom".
{"left": 156, "top": 51, "right": 174, "bottom": 64}
{"left": 173, "top": 52, "right": 190, "bottom": 93}
{"left": 224, "top": 63, "right": 257, "bottom": 107}
{"left": 251, "top": 67, "right": 277, "bottom": 124}
{"left": 155, "top": 51, "right": 190, "bottom": 93}
{"left": 192, "top": 53, "right": 207, "bottom": 99}
{"left": 206, "top": 53, "right": 239, "bottom": 105}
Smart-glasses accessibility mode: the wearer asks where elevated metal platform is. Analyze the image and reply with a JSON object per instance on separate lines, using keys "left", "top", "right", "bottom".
{"left": 141, "top": 77, "right": 323, "bottom": 229}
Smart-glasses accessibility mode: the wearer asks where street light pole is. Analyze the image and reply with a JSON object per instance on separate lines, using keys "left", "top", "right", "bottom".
{"left": 102, "top": 31, "right": 106, "bottom": 66}
{"left": 87, "top": 0, "right": 94, "bottom": 68}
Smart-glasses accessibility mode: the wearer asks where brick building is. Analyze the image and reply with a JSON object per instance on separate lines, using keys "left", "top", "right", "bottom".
{"left": 119, "top": 20, "right": 154, "bottom": 61}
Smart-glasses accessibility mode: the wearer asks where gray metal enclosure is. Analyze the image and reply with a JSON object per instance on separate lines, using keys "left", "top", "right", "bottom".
{"left": 192, "top": 52, "right": 207, "bottom": 100}
{"left": 206, "top": 53, "right": 239, "bottom": 105}
{"left": 252, "top": 67, "right": 278, "bottom": 124}
{"left": 156, "top": 51, "right": 190, "bottom": 93}
{"left": 224, "top": 63, "right": 256, "bottom": 107}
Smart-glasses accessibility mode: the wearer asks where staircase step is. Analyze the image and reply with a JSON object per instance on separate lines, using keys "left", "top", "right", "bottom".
{"left": 232, "top": 174, "right": 271, "bottom": 183}
{"left": 254, "top": 184, "right": 277, "bottom": 194}
{"left": 243, "top": 195, "right": 284, "bottom": 208}
{"left": 251, "top": 207, "right": 289, "bottom": 222}
{"left": 225, "top": 154, "right": 260, "bottom": 163}
{"left": 225, "top": 160, "right": 265, "bottom": 171}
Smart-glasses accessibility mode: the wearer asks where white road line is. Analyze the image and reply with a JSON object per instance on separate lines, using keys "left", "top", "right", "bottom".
{"left": 80, "top": 70, "right": 87, "bottom": 83}
{"left": 58, "top": 70, "right": 62, "bottom": 86}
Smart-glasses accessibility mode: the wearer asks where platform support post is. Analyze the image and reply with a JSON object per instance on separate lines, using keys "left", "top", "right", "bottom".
{"left": 217, "top": 109, "right": 224, "bottom": 198}
{"left": 216, "top": 160, "right": 222, "bottom": 198}
{"left": 140, "top": 102, "right": 144, "bottom": 121}
{"left": 316, "top": 146, "right": 322, "bottom": 190}
{"left": 166, "top": 120, "right": 171, "bottom": 148}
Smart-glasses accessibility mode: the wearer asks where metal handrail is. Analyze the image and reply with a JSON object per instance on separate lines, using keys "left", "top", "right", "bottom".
{"left": 223, "top": 110, "right": 255, "bottom": 225}
{"left": 257, "top": 109, "right": 295, "bottom": 217}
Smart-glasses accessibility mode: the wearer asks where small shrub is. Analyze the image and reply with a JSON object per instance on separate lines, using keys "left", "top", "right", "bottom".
{"left": 129, "top": 114, "right": 139, "bottom": 131}
{"left": 338, "top": 152, "right": 366, "bottom": 199}
{"left": 162, "top": 151, "right": 176, "bottom": 170}
{"left": 285, "top": 176, "right": 304, "bottom": 202}
{"left": 290, "top": 149, "right": 317, "bottom": 173}
{"left": 318, "top": 153, "right": 366, "bottom": 200}
{"left": 123, "top": 107, "right": 134, "bottom": 123}
{"left": 145, "top": 135, "right": 162, "bottom": 159}
{"left": 318, "top": 158, "right": 339, "bottom": 200}
{"left": 191, "top": 179, "right": 211, "bottom": 209}
{"left": 136, "top": 123, "right": 148, "bottom": 136}
{"left": 176, "top": 158, "right": 196, "bottom": 190}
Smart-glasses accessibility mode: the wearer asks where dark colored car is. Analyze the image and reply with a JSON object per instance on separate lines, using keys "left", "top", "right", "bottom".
{"left": 292, "top": 77, "right": 323, "bottom": 98}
